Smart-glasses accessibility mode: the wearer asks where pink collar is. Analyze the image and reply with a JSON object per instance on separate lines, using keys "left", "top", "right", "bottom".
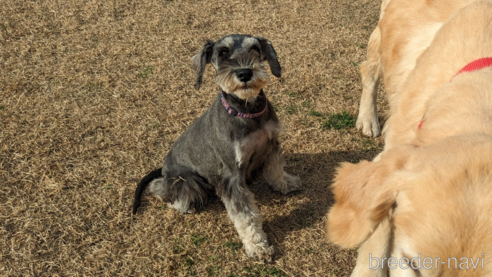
{"left": 419, "top": 57, "right": 492, "bottom": 130}
{"left": 450, "top": 57, "right": 492, "bottom": 81}
{"left": 219, "top": 92, "right": 268, "bottom": 118}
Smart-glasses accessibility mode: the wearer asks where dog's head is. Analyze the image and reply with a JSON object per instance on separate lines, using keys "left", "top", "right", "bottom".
{"left": 326, "top": 136, "right": 492, "bottom": 276}
{"left": 191, "top": 34, "right": 281, "bottom": 100}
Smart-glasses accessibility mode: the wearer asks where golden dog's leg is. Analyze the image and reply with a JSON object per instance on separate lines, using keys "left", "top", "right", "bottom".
{"left": 357, "top": 26, "right": 382, "bottom": 137}
{"left": 350, "top": 217, "right": 392, "bottom": 277}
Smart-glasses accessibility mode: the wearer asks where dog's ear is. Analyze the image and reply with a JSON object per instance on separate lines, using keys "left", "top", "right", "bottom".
{"left": 256, "top": 37, "right": 281, "bottom": 78}
{"left": 326, "top": 145, "right": 416, "bottom": 248}
{"left": 191, "top": 40, "right": 215, "bottom": 90}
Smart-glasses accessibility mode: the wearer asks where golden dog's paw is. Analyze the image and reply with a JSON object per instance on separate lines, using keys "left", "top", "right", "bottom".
{"left": 356, "top": 113, "right": 381, "bottom": 137}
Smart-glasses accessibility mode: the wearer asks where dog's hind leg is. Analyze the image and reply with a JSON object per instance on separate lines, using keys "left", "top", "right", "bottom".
{"left": 148, "top": 177, "right": 192, "bottom": 214}
{"left": 263, "top": 142, "right": 302, "bottom": 195}
{"left": 356, "top": 26, "right": 382, "bottom": 137}
{"left": 149, "top": 172, "right": 213, "bottom": 214}
{"left": 220, "top": 173, "right": 273, "bottom": 262}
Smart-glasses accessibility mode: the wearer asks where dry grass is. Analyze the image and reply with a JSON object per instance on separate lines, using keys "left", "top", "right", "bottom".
{"left": 0, "top": 0, "right": 387, "bottom": 276}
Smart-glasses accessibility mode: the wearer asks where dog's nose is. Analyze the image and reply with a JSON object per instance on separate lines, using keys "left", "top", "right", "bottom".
{"left": 236, "top": 68, "right": 253, "bottom": 83}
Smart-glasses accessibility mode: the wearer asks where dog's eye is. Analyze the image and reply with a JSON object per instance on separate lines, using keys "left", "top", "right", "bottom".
{"left": 219, "top": 48, "right": 229, "bottom": 57}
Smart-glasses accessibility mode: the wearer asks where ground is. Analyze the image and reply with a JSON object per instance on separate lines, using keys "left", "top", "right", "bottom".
{"left": 0, "top": 0, "right": 388, "bottom": 276}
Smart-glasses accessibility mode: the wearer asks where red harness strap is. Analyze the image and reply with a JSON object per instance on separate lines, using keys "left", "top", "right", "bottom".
{"left": 418, "top": 57, "right": 492, "bottom": 130}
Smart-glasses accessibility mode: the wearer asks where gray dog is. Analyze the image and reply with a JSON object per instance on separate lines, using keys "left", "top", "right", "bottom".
{"left": 132, "top": 34, "right": 302, "bottom": 261}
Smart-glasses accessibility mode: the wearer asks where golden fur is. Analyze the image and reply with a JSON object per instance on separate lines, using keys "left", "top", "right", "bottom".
{"left": 327, "top": 0, "right": 492, "bottom": 276}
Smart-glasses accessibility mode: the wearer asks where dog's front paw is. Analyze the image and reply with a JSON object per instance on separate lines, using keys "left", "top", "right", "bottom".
{"left": 277, "top": 172, "right": 302, "bottom": 195}
{"left": 245, "top": 242, "right": 274, "bottom": 262}
{"left": 356, "top": 113, "right": 380, "bottom": 137}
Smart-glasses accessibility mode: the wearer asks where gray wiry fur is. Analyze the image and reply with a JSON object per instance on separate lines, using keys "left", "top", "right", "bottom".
{"left": 133, "top": 34, "right": 301, "bottom": 262}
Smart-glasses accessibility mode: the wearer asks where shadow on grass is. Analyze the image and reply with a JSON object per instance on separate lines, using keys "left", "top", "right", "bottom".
{"left": 251, "top": 149, "right": 382, "bottom": 260}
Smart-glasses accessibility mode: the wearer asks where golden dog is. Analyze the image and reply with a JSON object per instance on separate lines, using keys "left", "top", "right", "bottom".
{"left": 327, "top": 0, "right": 492, "bottom": 276}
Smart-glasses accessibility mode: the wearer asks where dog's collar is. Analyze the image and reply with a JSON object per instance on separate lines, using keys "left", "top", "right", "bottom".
{"left": 451, "top": 57, "right": 492, "bottom": 81}
{"left": 219, "top": 92, "right": 268, "bottom": 118}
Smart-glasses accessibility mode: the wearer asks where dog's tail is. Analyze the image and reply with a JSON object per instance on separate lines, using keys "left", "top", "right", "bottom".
{"left": 132, "top": 168, "right": 163, "bottom": 214}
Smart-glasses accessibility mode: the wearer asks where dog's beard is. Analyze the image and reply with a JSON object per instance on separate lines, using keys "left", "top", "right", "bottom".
{"left": 216, "top": 68, "right": 270, "bottom": 100}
